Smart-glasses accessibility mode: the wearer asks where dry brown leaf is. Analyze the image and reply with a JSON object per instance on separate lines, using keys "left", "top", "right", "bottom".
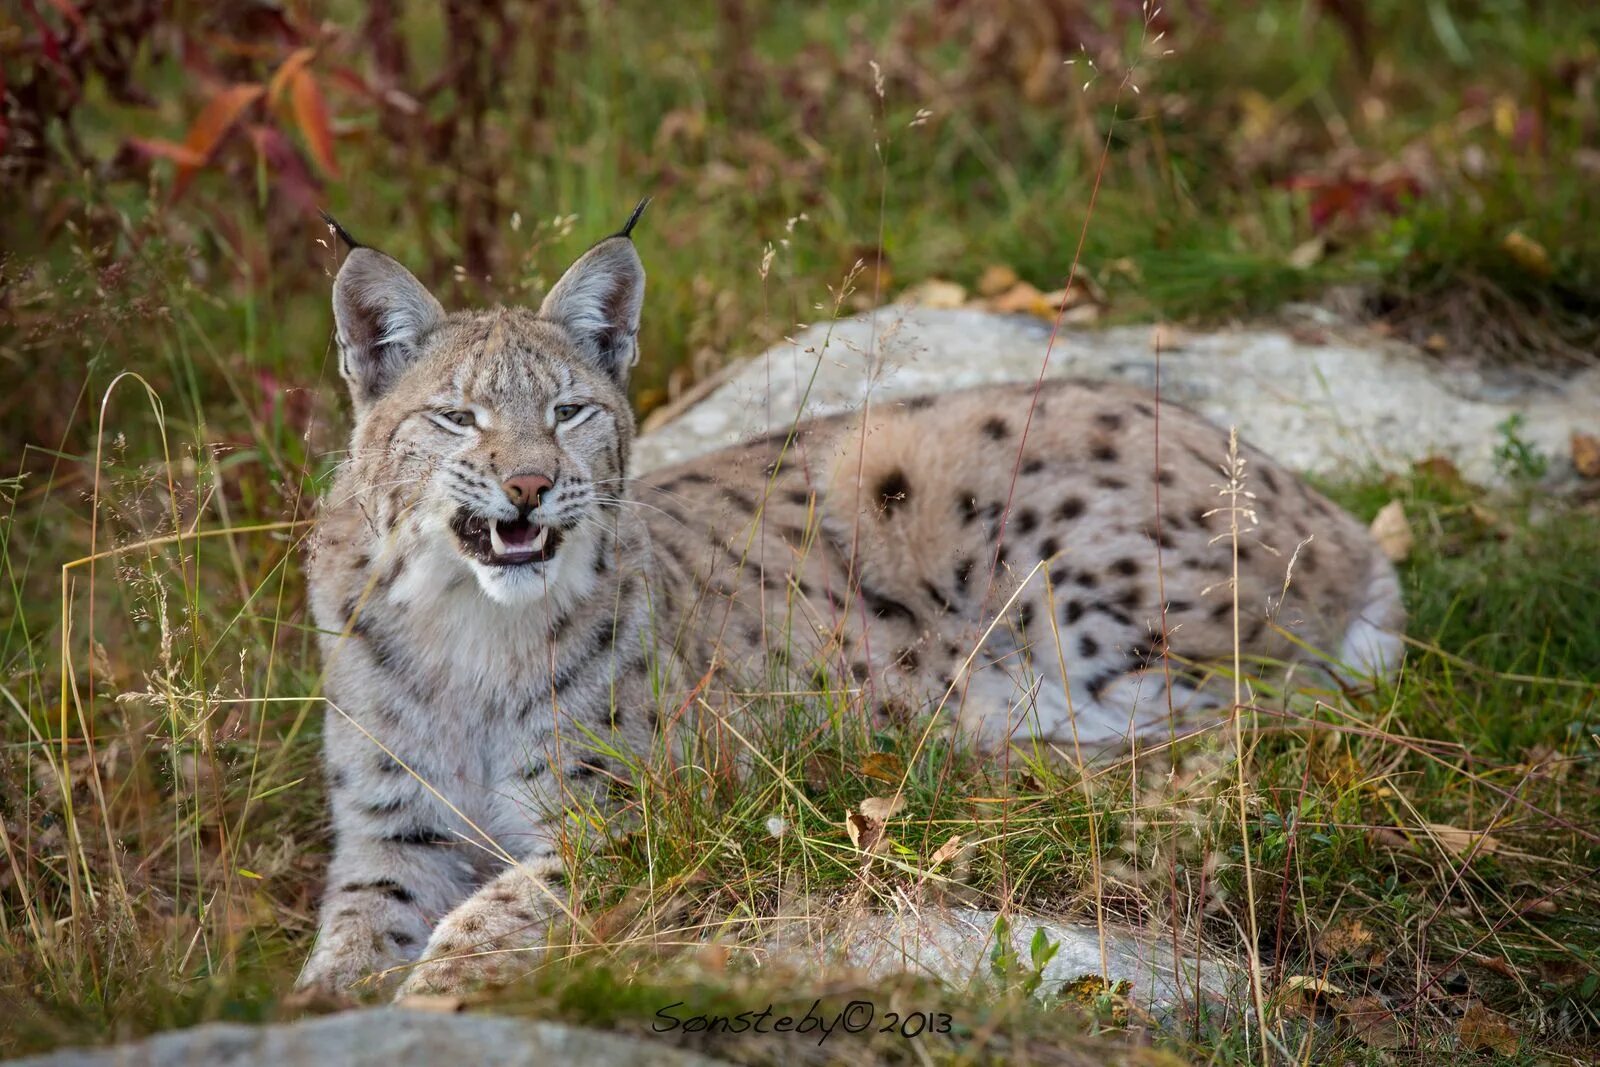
{"left": 859, "top": 752, "right": 905, "bottom": 784}
{"left": 859, "top": 793, "right": 907, "bottom": 822}
{"left": 1287, "top": 236, "right": 1325, "bottom": 270}
{"left": 896, "top": 279, "right": 967, "bottom": 309}
{"left": 928, "top": 834, "right": 964, "bottom": 868}
{"left": 1315, "top": 917, "right": 1374, "bottom": 959}
{"left": 1339, "top": 995, "right": 1405, "bottom": 1049}
{"left": 1426, "top": 821, "right": 1503, "bottom": 858}
{"left": 1412, "top": 454, "right": 1464, "bottom": 487}
{"left": 1281, "top": 974, "right": 1345, "bottom": 1003}
{"left": 1502, "top": 230, "right": 1553, "bottom": 278}
{"left": 1571, "top": 431, "right": 1600, "bottom": 478}
{"left": 1458, "top": 1003, "right": 1519, "bottom": 1055}
{"left": 1369, "top": 499, "right": 1414, "bottom": 562}
{"left": 976, "top": 264, "right": 1020, "bottom": 297}
{"left": 844, "top": 810, "right": 881, "bottom": 853}
{"left": 989, "top": 281, "right": 1045, "bottom": 314}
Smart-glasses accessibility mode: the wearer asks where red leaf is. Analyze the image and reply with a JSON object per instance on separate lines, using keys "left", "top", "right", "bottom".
{"left": 124, "top": 138, "right": 208, "bottom": 167}
{"left": 267, "top": 46, "right": 316, "bottom": 109}
{"left": 172, "top": 83, "right": 265, "bottom": 200}
{"left": 289, "top": 68, "right": 339, "bottom": 178}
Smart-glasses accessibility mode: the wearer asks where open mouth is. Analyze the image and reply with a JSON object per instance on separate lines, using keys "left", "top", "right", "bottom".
{"left": 451, "top": 509, "right": 564, "bottom": 567}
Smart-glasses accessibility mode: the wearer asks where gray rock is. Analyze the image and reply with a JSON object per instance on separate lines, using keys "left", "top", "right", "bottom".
{"left": 7, "top": 1010, "right": 731, "bottom": 1067}
{"left": 636, "top": 307, "right": 1599, "bottom": 485}
{"left": 763, "top": 906, "right": 1237, "bottom": 1017}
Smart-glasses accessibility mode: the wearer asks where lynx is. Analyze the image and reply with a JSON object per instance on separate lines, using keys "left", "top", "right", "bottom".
{"left": 295, "top": 203, "right": 1403, "bottom": 999}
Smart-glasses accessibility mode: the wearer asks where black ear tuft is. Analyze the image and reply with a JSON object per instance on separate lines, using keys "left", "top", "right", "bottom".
{"left": 615, "top": 197, "right": 651, "bottom": 240}
{"left": 320, "top": 211, "right": 363, "bottom": 251}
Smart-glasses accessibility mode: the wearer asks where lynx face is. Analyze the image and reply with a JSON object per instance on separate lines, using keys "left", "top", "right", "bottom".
{"left": 327, "top": 219, "right": 645, "bottom": 608}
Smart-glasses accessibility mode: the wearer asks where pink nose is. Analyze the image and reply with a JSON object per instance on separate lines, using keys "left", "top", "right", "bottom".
{"left": 502, "top": 473, "right": 553, "bottom": 509}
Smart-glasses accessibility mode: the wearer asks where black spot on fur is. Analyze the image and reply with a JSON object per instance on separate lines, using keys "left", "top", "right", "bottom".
{"left": 907, "top": 395, "right": 937, "bottom": 410}
{"left": 1064, "top": 600, "right": 1086, "bottom": 624}
{"left": 848, "top": 660, "right": 869, "bottom": 682}
{"left": 1166, "top": 599, "right": 1193, "bottom": 613}
{"left": 362, "top": 796, "right": 407, "bottom": 818}
{"left": 1056, "top": 497, "right": 1086, "bottom": 521}
{"left": 958, "top": 493, "right": 980, "bottom": 525}
{"left": 955, "top": 556, "right": 975, "bottom": 586}
{"left": 1049, "top": 565, "right": 1069, "bottom": 586}
{"left": 1259, "top": 468, "right": 1279, "bottom": 493}
{"left": 522, "top": 760, "right": 548, "bottom": 779}
{"left": 1021, "top": 457, "right": 1046, "bottom": 475}
{"left": 384, "top": 827, "right": 451, "bottom": 847}
{"left": 1079, "top": 634, "right": 1100, "bottom": 658}
{"left": 1039, "top": 536, "right": 1060, "bottom": 561}
{"left": 1112, "top": 557, "right": 1140, "bottom": 577}
{"left": 673, "top": 471, "right": 712, "bottom": 487}
{"left": 922, "top": 580, "right": 959, "bottom": 614}
{"left": 1133, "top": 402, "right": 1155, "bottom": 417}
{"left": 1074, "top": 571, "right": 1100, "bottom": 589}
{"left": 1094, "top": 413, "right": 1123, "bottom": 432}
{"left": 1015, "top": 508, "right": 1038, "bottom": 536}
{"left": 1209, "top": 601, "right": 1231, "bottom": 621}
{"left": 1157, "top": 469, "right": 1175, "bottom": 487}
{"left": 787, "top": 487, "right": 812, "bottom": 506}
{"left": 1090, "top": 441, "right": 1118, "bottom": 462}
{"left": 1189, "top": 504, "right": 1210, "bottom": 527}
{"left": 861, "top": 584, "right": 918, "bottom": 625}
{"left": 340, "top": 879, "right": 415, "bottom": 903}
{"left": 876, "top": 468, "right": 912, "bottom": 516}
{"left": 1095, "top": 475, "right": 1127, "bottom": 490}
{"left": 720, "top": 486, "right": 759, "bottom": 512}
{"left": 1299, "top": 545, "right": 1318, "bottom": 573}
{"left": 981, "top": 416, "right": 1010, "bottom": 441}
{"left": 388, "top": 930, "right": 416, "bottom": 947}
{"left": 375, "top": 753, "right": 404, "bottom": 775}
{"left": 894, "top": 646, "right": 921, "bottom": 671}
{"left": 1017, "top": 603, "right": 1035, "bottom": 630}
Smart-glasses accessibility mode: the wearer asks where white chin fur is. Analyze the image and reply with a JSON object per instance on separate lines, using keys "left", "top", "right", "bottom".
{"left": 467, "top": 523, "right": 598, "bottom": 609}
{"left": 470, "top": 558, "right": 561, "bottom": 605}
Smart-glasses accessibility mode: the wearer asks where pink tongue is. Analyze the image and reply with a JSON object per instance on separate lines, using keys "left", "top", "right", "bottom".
{"left": 501, "top": 521, "right": 539, "bottom": 547}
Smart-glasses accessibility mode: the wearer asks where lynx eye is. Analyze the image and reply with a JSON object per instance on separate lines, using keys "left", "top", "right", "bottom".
{"left": 553, "top": 403, "right": 585, "bottom": 423}
{"left": 437, "top": 409, "right": 476, "bottom": 428}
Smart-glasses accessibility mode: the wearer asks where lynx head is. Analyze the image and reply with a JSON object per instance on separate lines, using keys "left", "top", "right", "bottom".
{"left": 327, "top": 202, "right": 648, "bottom": 608}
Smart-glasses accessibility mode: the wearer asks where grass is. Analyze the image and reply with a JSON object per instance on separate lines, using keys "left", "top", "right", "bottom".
{"left": 3, "top": 0, "right": 1599, "bottom": 1063}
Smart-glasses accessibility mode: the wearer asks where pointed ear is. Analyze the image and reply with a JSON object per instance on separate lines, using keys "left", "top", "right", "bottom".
{"left": 331, "top": 247, "right": 446, "bottom": 406}
{"left": 537, "top": 233, "right": 646, "bottom": 382}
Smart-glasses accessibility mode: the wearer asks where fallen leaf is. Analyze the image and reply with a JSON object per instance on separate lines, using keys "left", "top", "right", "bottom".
{"left": 1502, "top": 230, "right": 1552, "bottom": 278}
{"left": 896, "top": 279, "right": 967, "bottom": 309}
{"left": 859, "top": 752, "right": 905, "bottom": 784}
{"left": 1281, "top": 974, "right": 1345, "bottom": 1002}
{"left": 1571, "top": 432, "right": 1600, "bottom": 478}
{"left": 1315, "top": 918, "right": 1374, "bottom": 960}
{"left": 1458, "top": 1002, "right": 1518, "bottom": 1055}
{"left": 1426, "top": 821, "right": 1503, "bottom": 859}
{"left": 929, "top": 834, "right": 964, "bottom": 868}
{"left": 1339, "top": 995, "right": 1405, "bottom": 1049}
{"left": 988, "top": 281, "right": 1045, "bottom": 314}
{"left": 1369, "top": 499, "right": 1414, "bottom": 562}
{"left": 1287, "top": 236, "right": 1325, "bottom": 269}
{"left": 859, "top": 793, "right": 907, "bottom": 822}
{"left": 1412, "top": 454, "right": 1464, "bottom": 487}
{"left": 976, "top": 264, "right": 1019, "bottom": 297}
{"left": 844, "top": 810, "right": 881, "bottom": 853}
